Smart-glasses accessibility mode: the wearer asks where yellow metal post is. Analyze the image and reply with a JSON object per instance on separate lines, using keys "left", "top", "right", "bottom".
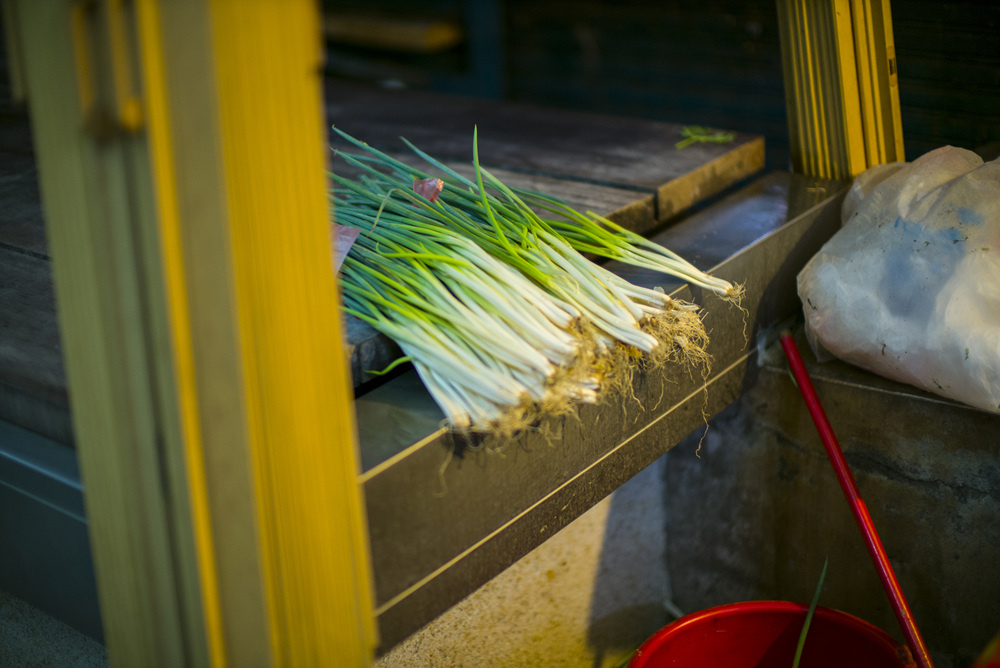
{"left": 777, "top": 0, "right": 904, "bottom": 180}
{"left": 204, "top": 0, "right": 378, "bottom": 663}
{"left": 12, "top": 0, "right": 376, "bottom": 664}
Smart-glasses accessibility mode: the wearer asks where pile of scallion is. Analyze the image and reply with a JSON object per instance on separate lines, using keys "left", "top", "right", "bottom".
{"left": 330, "top": 128, "right": 740, "bottom": 436}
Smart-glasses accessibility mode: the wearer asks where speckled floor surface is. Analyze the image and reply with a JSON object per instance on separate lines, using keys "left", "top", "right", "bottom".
{"left": 377, "top": 456, "right": 672, "bottom": 667}
{"left": 0, "top": 589, "right": 107, "bottom": 668}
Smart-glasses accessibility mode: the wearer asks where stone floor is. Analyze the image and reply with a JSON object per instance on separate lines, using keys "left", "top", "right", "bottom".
{"left": 378, "top": 456, "right": 675, "bottom": 667}
{"left": 0, "top": 589, "right": 106, "bottom": 668}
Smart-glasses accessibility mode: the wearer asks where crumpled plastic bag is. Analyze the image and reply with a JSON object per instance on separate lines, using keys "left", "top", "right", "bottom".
{"left": 797, "top": 146, "right": 1000, "bottom": 414}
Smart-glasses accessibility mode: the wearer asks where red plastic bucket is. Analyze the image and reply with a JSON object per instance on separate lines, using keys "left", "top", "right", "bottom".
{"left": 628, "top": 601, "right": 915, "bottom": 668}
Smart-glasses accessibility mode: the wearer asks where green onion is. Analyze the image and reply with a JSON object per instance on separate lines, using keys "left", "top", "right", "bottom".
{"left": 331, "top": 127, "right": 716, "bottom": 434}
{"left": 508, "top": 186, "right": 743, "bottom": 303}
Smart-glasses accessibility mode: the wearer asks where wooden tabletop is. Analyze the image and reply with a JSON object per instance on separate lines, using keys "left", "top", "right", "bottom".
{"left": 327, "top": 80, "right": 763, "bottom": 226}
{"left": 0, "top": 81, "right": 763, "bottom": 445}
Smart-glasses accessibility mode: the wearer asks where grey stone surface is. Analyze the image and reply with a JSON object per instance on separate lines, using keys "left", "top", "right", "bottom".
{"left": 0, "top": 590, "right": 106, "bottom": 668}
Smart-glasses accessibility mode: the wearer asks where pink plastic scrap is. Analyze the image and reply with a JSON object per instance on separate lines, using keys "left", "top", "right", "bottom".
{"left": 331, "top": 223, "right": 361, "bottom": 274}
{"left": 413, "top": 177, "right": 445, "bottom": 203}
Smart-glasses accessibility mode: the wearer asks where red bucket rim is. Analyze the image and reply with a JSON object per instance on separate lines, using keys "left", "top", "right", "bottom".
{"left": 629, "top": 600, "right": 914, "bottom": 668}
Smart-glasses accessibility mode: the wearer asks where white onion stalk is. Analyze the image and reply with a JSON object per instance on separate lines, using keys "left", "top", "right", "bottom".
{"left": 332, "top": 127, "right": 714, "bottom": 434}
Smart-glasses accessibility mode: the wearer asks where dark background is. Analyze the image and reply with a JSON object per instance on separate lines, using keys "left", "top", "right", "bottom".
{"left": 323, "top": 0, "right": 1000, "bottom": 172}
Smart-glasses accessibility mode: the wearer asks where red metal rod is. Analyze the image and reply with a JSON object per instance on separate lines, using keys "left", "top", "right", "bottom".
{"left": 779, "top": 331, "right": 934, "bottom": 668}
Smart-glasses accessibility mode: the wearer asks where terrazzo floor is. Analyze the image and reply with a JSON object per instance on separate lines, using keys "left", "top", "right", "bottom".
{"left": 0, "top": 589, "right": 106, "bottom": 668}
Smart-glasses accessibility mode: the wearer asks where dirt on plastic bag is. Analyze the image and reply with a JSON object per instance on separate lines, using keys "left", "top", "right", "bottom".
{"left": 797, "top": 146, "right": 1000, "bottom": 414}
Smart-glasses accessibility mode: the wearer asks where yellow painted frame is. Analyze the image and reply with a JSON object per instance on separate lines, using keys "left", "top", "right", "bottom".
{"left": 12, "top": 0, "right": 376, "bottom": 664}
{"left": 777, "top": 0, "right": 904, "bottom": 180}
{"left": 204, "top": 0, "right": 377, "bottom": 663}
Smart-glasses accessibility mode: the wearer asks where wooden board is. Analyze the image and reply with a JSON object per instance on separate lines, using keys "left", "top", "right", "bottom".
{"left": 0, "top": 145, "right": 71, "bottom": 442}
{"left": 0, "top": 249, "right": 72, "bottom": 444}
{"left": 327, "top": 81, "right": 763, "bottom": 225}
{"left": 0, "top": 82, "right": 763, "bottom": 446}
{"left": 0, "top": 151, "right": 47, "bottom": 257}
{"left": 327, "top": 81, "right": 760, "bottom": 194}
{"left": 324, "top": 12, "right": 464, "bottom": 54}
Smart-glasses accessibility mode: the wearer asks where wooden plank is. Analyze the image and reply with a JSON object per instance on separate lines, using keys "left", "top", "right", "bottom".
{"left": 0, "top": 79, "right": 764, "bottom": 439}
{"left": 654, "top": 139, "right": 765, "bottom": 220}
{"left": 324, "top": 11, "right": 463, "bottom": 54}
{"left": 0, "top": 249, "right": 66, "bottom": 407}
{"left": 1, "top": 152, "right": 649, "bottom": 418}
{"left": 0, "top": 150, "right": 47, "bottom": 257}
{"left": 0, "top": 244, "right": 72, "bottom": 444}
{"left": 0, "top": 150, "right": 70, "bottom": 444}
{"left": 326, "top": 80, "right": 763, "bottom": 218}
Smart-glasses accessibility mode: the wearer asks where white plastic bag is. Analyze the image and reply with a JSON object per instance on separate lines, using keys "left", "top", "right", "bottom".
{"left": 797, "top": 146, "right": 1000, "bottom": 414}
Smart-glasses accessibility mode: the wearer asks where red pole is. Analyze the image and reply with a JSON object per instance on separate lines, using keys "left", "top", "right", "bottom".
{"left": 779, "top": 331, "right": 934, "bottom": 668}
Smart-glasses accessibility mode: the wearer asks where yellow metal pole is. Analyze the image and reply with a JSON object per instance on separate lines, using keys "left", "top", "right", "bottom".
{"left": 777, "top": 0, "right": 904, "bottom": 180}
{"left": 864, "top": 0, "right": 905, "bottom": 162}
{"left": 203, "top": 0, "right": 378, "bottom": 663}
{"left": 13, "top": 0, "right": 376, "bottom": 664}
{"left": 139, "top": 0, "right": 379, "bottom": 663}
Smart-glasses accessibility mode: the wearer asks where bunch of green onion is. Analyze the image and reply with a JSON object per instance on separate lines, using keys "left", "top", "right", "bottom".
{"left": 330, "top": 128, "right": 735, "bottom": 435}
